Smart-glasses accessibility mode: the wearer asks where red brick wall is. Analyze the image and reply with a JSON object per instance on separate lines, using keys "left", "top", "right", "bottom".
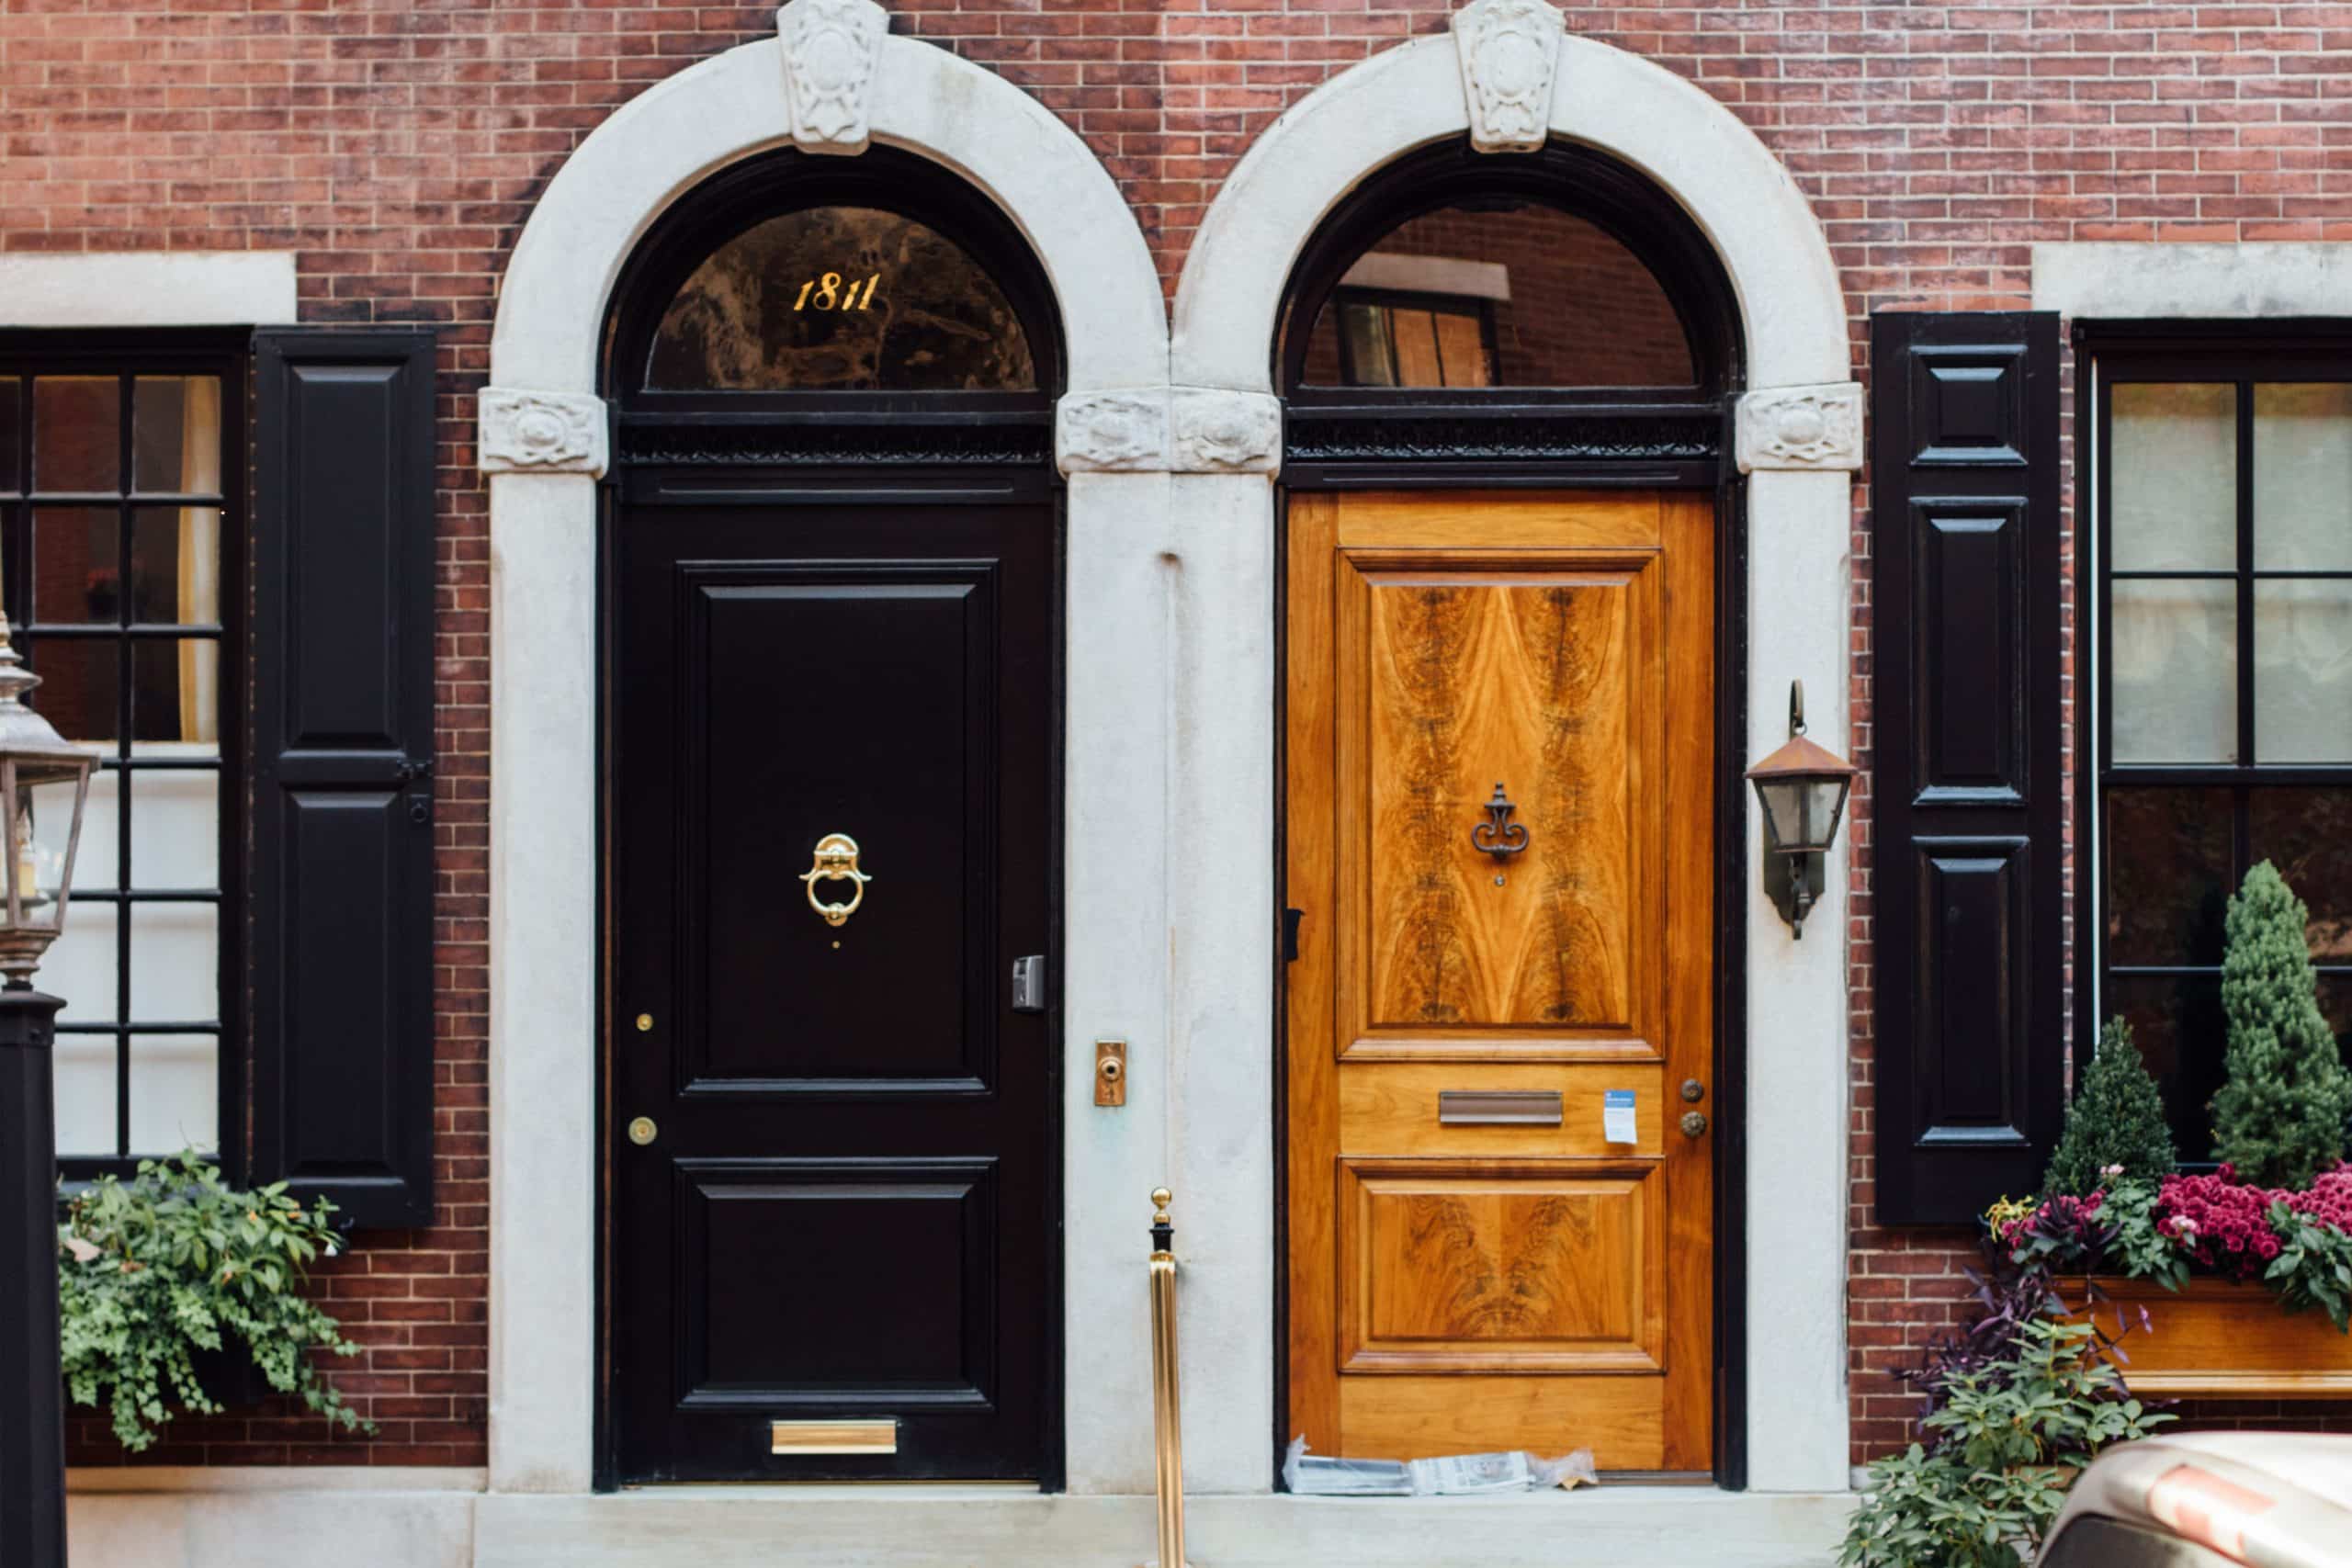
{"left": 8, "top": 0, "right": 2349, "bottom": 1469}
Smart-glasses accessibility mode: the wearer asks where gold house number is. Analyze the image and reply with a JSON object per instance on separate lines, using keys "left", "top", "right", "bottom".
{"left": 794, "top": 271, "right": 882, "bottom": 312}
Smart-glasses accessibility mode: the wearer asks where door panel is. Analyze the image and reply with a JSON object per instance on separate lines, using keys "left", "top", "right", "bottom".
{"left": 1287, "top": 490, "right": 1714, "bottom": 1473}
{"left": 614, "top": 503, "right": 1053, "bottom": 1483}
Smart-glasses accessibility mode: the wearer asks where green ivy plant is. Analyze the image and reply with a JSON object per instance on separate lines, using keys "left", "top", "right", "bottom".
{"left": 1842, "top": 1317, "right": 2172, "bottom": 1567}
{"left": 57, "top": 1151, "right": 375, "bottom": 1451}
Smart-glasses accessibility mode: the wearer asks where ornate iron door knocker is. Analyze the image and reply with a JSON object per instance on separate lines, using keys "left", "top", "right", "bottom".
{"left": 1471, "top": 783, "right": 1529, "bottom": 861}
{"left": 800, "top": 832, "right": 871, "bottom": 927}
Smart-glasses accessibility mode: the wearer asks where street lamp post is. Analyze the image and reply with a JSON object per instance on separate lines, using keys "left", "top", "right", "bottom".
{"left": 0, "top": 612, "right": 101, "bottom": 1568}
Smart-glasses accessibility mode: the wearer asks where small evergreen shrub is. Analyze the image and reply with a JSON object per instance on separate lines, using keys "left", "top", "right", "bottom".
{"left": 2042, "top": 1017, "right": 2177, "bottom": 1198}
{"left": 2209, "top": 861, "right": 2352, "bottom": 1188}
{"left": 58, "top": 1151, "right": 375, "bottom": 1451}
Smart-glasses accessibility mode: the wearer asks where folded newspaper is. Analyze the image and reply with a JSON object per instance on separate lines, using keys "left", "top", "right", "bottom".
{"left": 1283, "top": 1437, "right": 1599, "bottom": 1496}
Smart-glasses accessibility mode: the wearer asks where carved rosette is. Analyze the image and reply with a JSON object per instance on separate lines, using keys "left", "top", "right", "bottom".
{"left": 479, "top": 388, "right": 608, "bottom": 478}
{"left": 1736, "top": 382, "right": 1865, "bottom": 473}
{"left": 1451, "top": 0, "right": 1566, "bottom": 155}
{"left": 1170, "top": 389, "right": 1280, "bottom": 473}
{"left": 776, "top": 0, "right": 888, "bottom": 156}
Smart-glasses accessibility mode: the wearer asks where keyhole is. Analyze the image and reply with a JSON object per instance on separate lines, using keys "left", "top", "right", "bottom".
{"left": 1493, "top": 874, "right": 1506, "bottom": 886}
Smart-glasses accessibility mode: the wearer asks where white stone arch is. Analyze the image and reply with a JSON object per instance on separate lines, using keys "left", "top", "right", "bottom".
{"left": 1170, "top": 13, "right": 1861, "bottom": 1495}
{"left": 478, "top": 12, "right": 1174, "bottom": 1495}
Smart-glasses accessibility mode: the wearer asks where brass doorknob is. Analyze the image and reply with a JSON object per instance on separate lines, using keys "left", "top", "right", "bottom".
{"left": 1679, "top": 1111, "right": 1709, "bottom": 1138}
{"left": 627, "top": 1116, "right": 658, "bottom": 1146}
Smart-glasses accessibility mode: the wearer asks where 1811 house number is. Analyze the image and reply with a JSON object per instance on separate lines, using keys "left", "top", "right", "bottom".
{"left": 793, "top": 271, "right": 882, "bottom": 311}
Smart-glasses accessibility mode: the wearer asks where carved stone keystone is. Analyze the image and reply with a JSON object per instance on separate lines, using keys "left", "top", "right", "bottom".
{"left": 1057, "top": 389, "right": 1282, "bottom": 476}
{"left": 1451, "top": 0, "right": 1566, "bottom": 154}
{"left": 777, "top": 0, "right": 888, "bottom": 156}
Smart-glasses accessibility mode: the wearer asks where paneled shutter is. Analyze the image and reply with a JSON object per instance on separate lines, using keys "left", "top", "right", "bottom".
{"left": 248, "top": 329, "right": 439, "bottom": 1228}
{"left": 1870, "top": 311, "right": 2064, "bottom": 1225}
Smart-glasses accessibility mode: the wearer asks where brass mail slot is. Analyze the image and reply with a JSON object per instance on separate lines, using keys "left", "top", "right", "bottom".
{"left": 771, "top": 1419, "right": 899, "bottom": 1455}
{"left": 1437, "top": 1089, "right": 1564, "bottom": 1126}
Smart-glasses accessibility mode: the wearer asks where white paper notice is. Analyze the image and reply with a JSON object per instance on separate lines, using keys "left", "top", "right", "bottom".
{"left": 1603, "top": 1089, "right": 1636, "bottom": 1145}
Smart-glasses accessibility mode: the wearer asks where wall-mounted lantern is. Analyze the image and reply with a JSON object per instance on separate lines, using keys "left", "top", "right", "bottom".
{"left": 1745, "top": 680, "right": 1858, "bottom": 941}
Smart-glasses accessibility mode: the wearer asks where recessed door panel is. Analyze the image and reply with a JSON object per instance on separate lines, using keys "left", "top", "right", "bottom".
{"left": 678, "top": 564, "right": 997, "bottom": 1090}
{"left": 1339, "top": 1159, "right": 1664, "bottom": 1374}
{"left": 1353, "top": 562, "right": 1657, "bottom": 1042}
{"left": 1287, "top": 490, "right": 1714, "bottom": 1473}
{"left": 614, "top": 502, "right": 1053, "bottom": 1484}
{"left": 673, "top": 1158, "right": 996, "bottom": 1407}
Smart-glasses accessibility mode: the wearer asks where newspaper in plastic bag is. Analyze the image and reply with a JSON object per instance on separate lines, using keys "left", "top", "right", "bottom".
{"left": 1283, "top": 1436, "right": 1598, "bottom": 1496}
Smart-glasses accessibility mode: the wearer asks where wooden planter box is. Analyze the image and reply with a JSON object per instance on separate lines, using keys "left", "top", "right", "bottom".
{"left": 2078, "top": 1277, "right": 2352, "bottom": 1399}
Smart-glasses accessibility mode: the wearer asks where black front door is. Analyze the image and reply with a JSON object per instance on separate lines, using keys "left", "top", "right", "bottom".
{"left": 610, "top": 498, "right": 1056, "bottom": 1483}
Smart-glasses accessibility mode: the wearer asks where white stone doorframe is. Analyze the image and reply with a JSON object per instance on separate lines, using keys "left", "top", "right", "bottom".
{"left": 481, "top": 0, "right": 1860, "bottom": 1504}
{"left": 1166, "top": 12, "right": 1862, "bottom": 1495}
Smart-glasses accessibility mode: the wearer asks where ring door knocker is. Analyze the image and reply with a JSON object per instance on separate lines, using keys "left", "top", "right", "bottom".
{"left": 800, "top": 832, "right": 871, "bottom": 928}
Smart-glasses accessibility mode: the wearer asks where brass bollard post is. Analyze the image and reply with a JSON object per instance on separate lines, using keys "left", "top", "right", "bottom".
{"left": 1148, "top": 1187, "right": 1189, "bottom": 1568}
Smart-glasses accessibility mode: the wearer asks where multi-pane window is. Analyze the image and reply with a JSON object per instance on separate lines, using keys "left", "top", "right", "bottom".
{"left": 2091, "top": 343, "right": 2352, "bottom": 1155}
{"left": 0, "top": 342, "right": 241, "bottom": 1173}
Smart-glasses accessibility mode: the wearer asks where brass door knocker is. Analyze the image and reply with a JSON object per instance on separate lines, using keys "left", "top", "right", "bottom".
{"left": 1471, "top": 783, "right": 1529, "bottom": 861}
{"left": 800, "top": 833, "right": 871, "bottom": 927}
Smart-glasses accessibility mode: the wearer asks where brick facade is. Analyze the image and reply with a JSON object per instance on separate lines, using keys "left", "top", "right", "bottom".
{"left": 8, "top": 0, "right": 2349, "bottom": 1470}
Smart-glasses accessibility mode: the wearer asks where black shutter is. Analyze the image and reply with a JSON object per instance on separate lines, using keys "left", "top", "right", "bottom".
{"left": 1871, "top": 310, "right": 2065, "bottom": 1224}
{"left": 247, "top": 329, "right": 438, "bottom": 1228}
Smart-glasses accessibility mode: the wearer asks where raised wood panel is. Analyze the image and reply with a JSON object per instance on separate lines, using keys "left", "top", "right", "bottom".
{"left": 1339, "top": 1159, "right": 1664, "bottom": 1374}
{"left": 1334, "top": 491, "right": 1664, "bottom": 551}
{"left": 1337, "top": 550, "right": 1664, "bottom": 1059}
{"left": 1913, "top": 503, "right": 2027, "bottom": 806}
{"left": 1337, "top": 1375, "right": 1666, "bottom": 1470}
{"left": 1914, "top": 836, "right": 2033, "bottom": 1141}
{"left": 1338, "top": 1063, "right": 1667, "bottom": 1157}
{"left": 1361, "top": 567, "right": 1645, "bottom": 1031}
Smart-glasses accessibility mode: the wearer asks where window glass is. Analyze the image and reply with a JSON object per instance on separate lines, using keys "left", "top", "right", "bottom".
{"left": 2096, "top": 356, "right": 2352, "bottom": 1157}
{"left": 646, "top": 207, "right": 1036, "bottom": 391}
{"left": 2255, "top": 581, "right": 2352, "bottom": 762}
{"left": 1, "top": 361, "right": 228, "bottom": 1161}
{"left": 1299, "top": 203, "right": 1694, "bottom": 389}
{"left": 2256, "top": 383, "right": 2352, "bottom": 570}
{"left": 2110, "top": 384, "right": 2236, "bottom": 570}
{"left": 2111, "top": 579, "right": 2236, "bottom": 762}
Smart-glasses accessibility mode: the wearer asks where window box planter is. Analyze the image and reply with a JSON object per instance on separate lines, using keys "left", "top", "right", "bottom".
{"left": 2078, "top": 1277, "right": 2352, "bottom": 1399}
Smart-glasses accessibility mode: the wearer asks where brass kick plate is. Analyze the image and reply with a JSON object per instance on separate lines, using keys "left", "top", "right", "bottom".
{"left": 771, "top": 1419, "right": 898, "bottom": 1456}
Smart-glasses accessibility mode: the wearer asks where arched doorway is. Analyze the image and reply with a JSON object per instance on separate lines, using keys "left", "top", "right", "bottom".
{"left": 1274, "top": 141, "right": 1742, "bottom": 1477}
{"left": 598, "top": 147, "right": 1066, "bottom": 1486}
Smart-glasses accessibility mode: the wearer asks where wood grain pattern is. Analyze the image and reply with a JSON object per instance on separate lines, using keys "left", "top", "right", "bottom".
{"left": 2077, "top": 1277, "right": 2352, "bottom": 1398}
{"left": 1340, "top": 1159, "right": 1664, "bottom": 1373}
{"left": 1338, "top": 1375, "right": 1665, "bottom": 1468}
{"left": 1287, "top": 489, "right": 1713, "bottom": 1473}
{"left": 1338, "top": 1062, "right": 1666, "bottom": 1158}
{"left": 1363, "top": 567, "right": 1646, "bottom": 1032}
{"left": 1284, "top": 491, "right": 1343, "bottom": 1453}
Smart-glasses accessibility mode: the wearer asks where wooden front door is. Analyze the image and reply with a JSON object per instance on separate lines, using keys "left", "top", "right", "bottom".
{"left": 1284, "top": 489, "right": 1715, "bottom": 1472}
{"left": 610, "top": 499, "right": 1057, "bottom": 1483}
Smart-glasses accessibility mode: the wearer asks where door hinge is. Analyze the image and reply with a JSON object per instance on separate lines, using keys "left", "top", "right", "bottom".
{"left": 1283, "top": 908, "right": 1305, "bottom": 964}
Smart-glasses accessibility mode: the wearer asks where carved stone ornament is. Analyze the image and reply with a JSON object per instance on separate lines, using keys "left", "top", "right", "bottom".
{"left": 478, "top": 388, "right": 608, "bottom": 478}
{"left": 1736, "top": 382, "right": 1865, "bottom": 473}
{"left": 1057, "top": 390, "right": 1283, "bottom": 475}
{"left": 777, "top": 0, "right": 888, "bottom": 156}
{"left": 1056, "top": 391, "right": 1167, "bottom": 474}
{"left": 1451, "top": 0, "right": 1566, "bottom": 155}
{"left": 1170, "top": 389, "right": 1280, "bottom": 473}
